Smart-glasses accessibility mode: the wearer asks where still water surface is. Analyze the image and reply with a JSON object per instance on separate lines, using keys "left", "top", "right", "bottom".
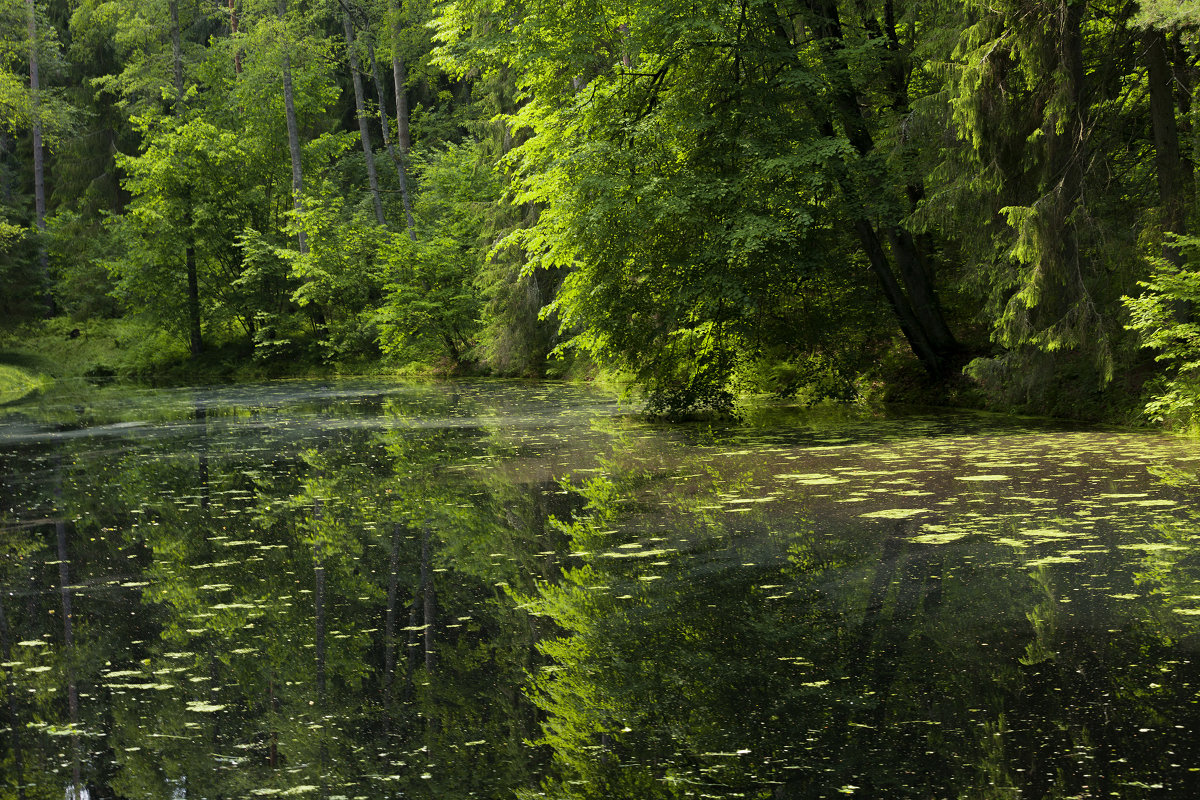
{"left": 2, "top": 380, "right": 1200, "bottom": 798}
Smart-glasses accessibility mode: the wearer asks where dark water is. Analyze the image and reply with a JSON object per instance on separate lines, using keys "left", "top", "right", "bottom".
{"left": 2, "top": 380, "right": 1200, "bottom": 799}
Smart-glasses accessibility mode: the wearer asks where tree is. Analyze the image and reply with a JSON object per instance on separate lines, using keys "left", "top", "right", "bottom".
{"left": 433, "top": 0, "right": 964, "bottom": 413}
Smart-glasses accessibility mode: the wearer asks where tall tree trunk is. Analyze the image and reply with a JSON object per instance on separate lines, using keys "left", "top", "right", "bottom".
{"left": 389, "top": 0, "right": 411, "bottom": 156}
{"left": 170, "top": 0, "right": 203, "bottom": 355}
{"left": 1046, "top": 0, "right": 1087, "bottom": 313}
{"left": 27, "top": 0, "right": 49, "bottom": 314}
{"left": 186, "top": 221, "right": 202, "bottom": 355}
{"left": 0, "top": 133, "right": 11, "bottom": 204}
{"left": 1145, "top": 29, "right": 1189, "bottom": 265}
{"left": 368, "top": 41, "right": 416, "bottom": 238}
{"left": 855, "top": 220, "right": 946, "bottom": 375}
{"left": 280, "top": 0, "right": 308, "bottom": 254}
{"left": 341, "top": 13, "right": 386, "bottom": 226}
{"left": 229, "top": 0, "right": 241, "bottom": 73}
{"left": 169, "top": 0, "right": 184, "bottom": 109}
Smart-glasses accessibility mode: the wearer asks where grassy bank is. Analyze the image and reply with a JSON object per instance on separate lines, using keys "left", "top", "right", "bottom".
{"left": 0, "top": 317, "right": 470, "bottom": 391}
{"left": 0, "top": 361, "right": 51, "bottom": 405}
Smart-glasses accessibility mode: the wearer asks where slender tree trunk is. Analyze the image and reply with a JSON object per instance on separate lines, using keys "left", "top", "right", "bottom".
{"left": 229, "top": 0, "right": 241, "bottom": 73}
{"left": 389, "top": 1, "right": 411, "bottom": 156}
{"left": 1145, "top": 29, "right": 1189, "bottom": 264}
{"left": 368, "top": 40, "right": 415, "bottom": 237}
{"left": 0, "top": 133, "right": 11, "bottom": 204}
{"left": 170, "top": 0, "right": 203, "bottom": 355}
{"left": 186, "top": 227, "right": 202, "bottom": 355}
{"left": 1048, "top": 0, "right": 1087, "bottom": 306}
{"left": 27, "top": 0, "right": 49, "bottom": 314}
{"left": 341, "top": 13, "right": 386, "bottom": 226}
{"left": 169, "top": 0, "right": 184, "bottom": 108}
{"left": 280, "top": 0, "right": 308, "bottom": 254}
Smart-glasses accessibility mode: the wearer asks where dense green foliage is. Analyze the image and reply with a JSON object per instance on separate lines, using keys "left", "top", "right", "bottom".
{"left": 1, "top": 0, "right": 1199, "bottom": 418}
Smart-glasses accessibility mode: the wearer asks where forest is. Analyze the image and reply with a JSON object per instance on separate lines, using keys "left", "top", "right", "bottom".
{"left": 1, "top": 0, "right": 1199, "bottom": 422}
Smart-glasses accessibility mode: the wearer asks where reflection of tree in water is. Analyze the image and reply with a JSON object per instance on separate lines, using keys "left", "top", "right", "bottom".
{"left": 5, "top": 390, "right": 1200, "bottom": 798}
{"left": 0, "top": 386, "right": 596, "bottom": 799}
{"left": 522, "top": 453, "right": 1200, "bottom": 799}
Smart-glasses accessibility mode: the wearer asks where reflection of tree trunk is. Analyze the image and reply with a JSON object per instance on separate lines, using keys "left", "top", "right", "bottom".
{"left": 269, "top": 670, "right": 278, "bottom": 767}
{"left": 854, "top": 533, "right": 903, "bottom": 660}
{"left": 54, "top": 461, "right": 81, "bottom": 799}
{"left": 341, "top": 13, "right": 386, "bottom": 226}
{"left": 312, "top": 499, "right": 328, "bottom": 796}
{"left": 0, "top": 599, "right": 26, "bottom": 800}
{"left": 869, "top": 543, "right": 929, "bottom": 724}
{"left": 384, "top": 523, "right": 402, "bottom": 697}
{"left": 421, "top": 523, "right": 435, "bottom": 673}
{"left": 406, "top": 587, "right": 421, "bottom": 670}
{"left": 314, "top": 541, "right": 326, "bottom": 699}
{"left": 194, "top": 402, "right": 209, "bottom": 511}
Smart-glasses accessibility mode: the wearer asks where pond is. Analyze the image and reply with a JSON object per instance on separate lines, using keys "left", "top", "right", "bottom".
{"left": 2, "top": 379, "right": 1200, "bottom": 799}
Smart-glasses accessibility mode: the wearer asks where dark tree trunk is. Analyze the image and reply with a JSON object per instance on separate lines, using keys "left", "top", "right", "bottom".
{"left": 0, "top": 133, "right": 11, "bottom": 204}
{"left": 800, "top": 0, "right": 959, "bottom": 376}
{"left": 169, "top": 0, "right": 184, "bottom": 108}
{"left": 341, "top": 13, "right": 386, "bottom": 226}
{"left": 1145, "top": 29, "right": 1190, "bottom": 264}
{"left": 186, "top": 237, "right": 202, "bottom": 356}
{"left": 27, "top": 0, "right": 49, "bottom": 314}
{"left": 1047, "top": 0, "right": 1087, "bottom": 304}
{"left": 171, "top": 0, "right": 203, "bottom": 355}
{"left": 229, "top": 0, "right": 241, "bottom": 73}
